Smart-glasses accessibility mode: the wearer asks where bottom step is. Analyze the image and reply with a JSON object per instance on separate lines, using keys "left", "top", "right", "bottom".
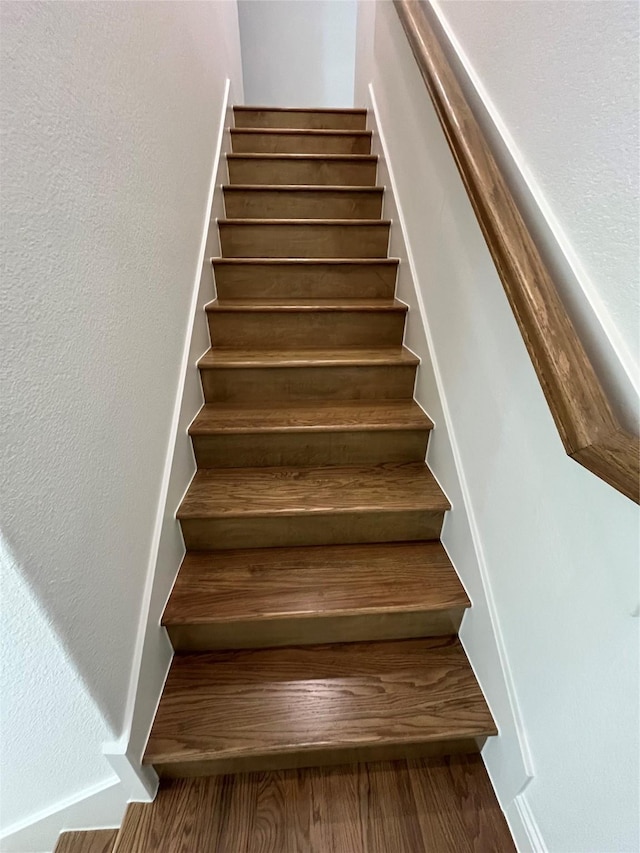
{"left": 144, "top": 637, "right": 496, "bottom": 777}
{"left": 114, "top": 757, "right": 515, "bottom": 852}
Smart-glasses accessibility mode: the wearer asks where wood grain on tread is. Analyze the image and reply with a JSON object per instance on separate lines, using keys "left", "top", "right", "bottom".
{"left": 227, "top": 154, "right": 377, "bottom": 186}
{"left": 230, "top": 128, "right": 372, "bottom": 155}
{"left": 395, "top": 0, "right": 639, "bottom": 503}
{"left": 144, "top": 637, "right": 495, "bottom": 775}
{"left": 206, "top": 299, "right": 406, "bottom": 349}
{"left": 198, "top": 347, "right": 419, "bottom": 404}
{"left": 55, "top": 830, "right": 118, "bottom": 853}
{"left": 115, "top": 756, "right": 514, "bottom": 852}
{"left": 211, "top": 258, "right": 398, "bottom": 300}
{"left": 189, "top": 399, "right": 431, "bottom": 434}
{"left": 163, "top": 542, "right": 469, "bottom": 650}
{"left": 223, "top": 185, "right": 384, "bottom": 220}
{"left": 189, "top": 400, "right": 431, "bottom": 468}
{"left": 233, "top": 106, "right": 367, "bottom": 130}
{"left": 177, "top": 462, "right": 449, "bottom": 519}
{"left": 218, "top": 219, "right": 390, "bottom": 259}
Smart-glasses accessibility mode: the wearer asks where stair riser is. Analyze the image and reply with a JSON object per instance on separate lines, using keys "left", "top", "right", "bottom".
{"left": 231, "top": 131, "right": 371, "bottom": 155}
{"left": 151, "top": 736, "right": 487, "bottom": 779}
{"left": 207, "top": 311, "right": 405, "bottom": 349}
{"left": 212, "top": 262, "right": 397, "bottom": 300}
{"left": 219, "top": 223, "right": 390, "bottom": 259}
{"left": 228, "top": 158, "right": 377, "bottom": 186}
{"left": 179, "top": 509, "right": 445, "bottom": 550}
{"left": 191, "top": 429, "right": 430, "bottom": 468}
{"left": 223, "top": 189, "right": 383, "bottom": 220}
{"left": 200, "top": 365, "right": 417, "bottom": 403}
{"left": 167, "top": 607, "right": 466, "bottom": 652}
{"left": 234, "top": 109, "right": 367, "bottom": 130}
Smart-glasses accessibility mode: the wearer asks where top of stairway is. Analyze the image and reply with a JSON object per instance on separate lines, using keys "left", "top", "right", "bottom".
{"left": 234, "top": 105, "right": 368, "bottom": 131}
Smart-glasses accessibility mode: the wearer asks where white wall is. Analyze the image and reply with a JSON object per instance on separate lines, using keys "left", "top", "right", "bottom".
{"left": 238, "top": 0, "right": 357, "bottom": 107}
{"left": 432, "top": 0, "right": 639, "bottom": 427}
{"left": 356, "top": 3, "right": 639, "bottom": 851}
{"left": 0, "top": 1, "right": 242, "bottom": 848}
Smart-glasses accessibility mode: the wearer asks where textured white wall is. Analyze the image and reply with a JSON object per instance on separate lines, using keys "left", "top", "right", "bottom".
{"left": 238, "top": 0, "right": 357, "bottom": 106}
{"left": 433, "top": 0, "right": 639, "bottom": 422}
{"left": 356, "top": 2, "right": 639, "bottom": 851}
{"left": 0, "top": 0, "right": 242, "bottom": 843}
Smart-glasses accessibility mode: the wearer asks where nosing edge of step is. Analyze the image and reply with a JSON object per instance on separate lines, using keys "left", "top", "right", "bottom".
{"left": 222, "top": 185, "right": 384, "bottom": 193}
{"left": 204, "top": 300, "right": 408, "bottom": 313}
{"left": 143, "top": 728, "right": 497, "bottom": 767}
{"left": 230, "top": 128, "right": 372, "bottom": 137}
{"left": 227, "top": 153, "right": 377, "bottom": 161}
{"left": 211, "top": 257, "right": 399, "bottom": 265}
{"left": 162, "top": 600, "right": 470, "bottom": 627}
{"left": 217, "top": 218, "right": 391, "bottom": 226}
{"left": 233, "top": 106, "right": 368, "bottom": 114}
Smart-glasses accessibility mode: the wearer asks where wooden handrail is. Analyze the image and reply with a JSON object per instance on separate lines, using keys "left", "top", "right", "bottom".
{"left": 394, "top": 0, "right": 639, "bottom": 503}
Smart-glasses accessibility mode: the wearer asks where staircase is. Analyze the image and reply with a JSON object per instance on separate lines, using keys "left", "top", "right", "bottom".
{"left": 57, "top": 107, "right": 514, "bottom": 851}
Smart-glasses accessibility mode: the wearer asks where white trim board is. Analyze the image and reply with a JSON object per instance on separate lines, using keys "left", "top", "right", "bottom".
{"left": 0, "top": 778, "right": 125, "bottom": 853}
{"left": 103, "top": 78, "right": 233, "bottom": 785}
{"left": 505, "top": 794, "right": 548, "bottom": 853}
{"left": 367, "top": 81, "right": 533, "bottom": 809}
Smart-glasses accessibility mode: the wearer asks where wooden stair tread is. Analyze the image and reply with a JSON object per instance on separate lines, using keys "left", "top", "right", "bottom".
{"left": 198, "top": 346, "right": 419, "bottom": 368}
{"left": 219, "top": 217, "right": 390, "bottom": 227}
{"left": 234, "top": 106, "right": 367, "bottom": 114}
{"left": 223, "top": 184, "right": 383, "bottom": 192}
{"left": 189, "top": 400, "right": 431, "bottom": 434}
{"left": 205, "top": 298, "right": 407, "bottom": 313}
{"left": 212, "top": 257, "right": 398, "bottom": 265}
{"left": 144, "top": 637, "right": 496, "bottom": 766}
{"left": 231, "top": 128, "right": 372, "bottom": 137}
{"left": 227, "top": 153, "right": 377, "bottom": 161}
{"left": 163, "top": 542, "right": 469, "bottom": 625}
{"left": 177, "top": 462, "right": 449, "bottom": 519}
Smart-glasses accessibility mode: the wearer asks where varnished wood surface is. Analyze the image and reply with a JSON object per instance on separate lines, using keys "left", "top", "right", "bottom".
{"left": 197, "top": 346, "right": 420, "bottom": 369}
{"left": 233, "top": 105, "right": 367, "bottom": 130}
{"left": 211, "top": 258, "right": 398, "bottom": 300}
{"left": 189, "top": 399, "right": 431, "bottom": 434}
{"left": 206, "top": 297, "right": 406, "bottom": 312}
{"left": 394, "top": 0, "right": 638, "bottom": 502}
{"left": 223, "top": 185, "right": 384, "bottom": 220}
{"left": 227, "top": 154, "right": 378, "bottom": 186}
{"left": 177, "top": 462, "right": 450, "bottom": 519}
{"left": 206, "top": 299, "right": 406, "bottom": 349}
{"left": 163, "top": 542, "right": 469, "bottom": 649}
{"left": 116, "top": 756, "right": 514, "bottom": 852}
{"left": 189, "top": 400, "right": 432, "bottom": 468}
{"left": 198, "top": 347, "right": 419, "bottom": 404}
{"left": 218, "top": 219, "right": 390, "bottom": 259}
{"left": 144, "top": 637, "right": 495, "bottom": 774}
{"left": 55, "top": 830, "right": 118, "bottom": 853}
{"left": 230, "top": 128, "right": 372, "bottom": 155}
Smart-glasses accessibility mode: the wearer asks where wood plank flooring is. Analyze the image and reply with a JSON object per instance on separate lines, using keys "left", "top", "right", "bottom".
{"left": 113, "top": 757, "right": 514, "bottom": 853}
{"left": 54, "top": 830, "right": 118, "bottom": 853}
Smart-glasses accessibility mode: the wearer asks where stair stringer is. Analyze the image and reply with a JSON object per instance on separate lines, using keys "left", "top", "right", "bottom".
{"left": 100, "top": 80, "right": 236, "bottom": 799}
{"left": 366, "top": 83, "right": 534, "bottom": 807}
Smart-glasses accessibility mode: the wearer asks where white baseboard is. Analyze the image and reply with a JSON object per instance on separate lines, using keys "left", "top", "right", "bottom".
{"left": 103, "top": 78, "right": 233, "bottom": 779}
{"left": 367, "top": 80, "right": 533, "bottom": 809}
{"left": 0, "top": 778, "right": 126, "bottom": 853}
{"left": 505, "top": 794, "right": 548, "bottom": 853}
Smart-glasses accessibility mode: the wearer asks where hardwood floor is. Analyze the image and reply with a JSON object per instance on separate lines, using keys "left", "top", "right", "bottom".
{"left": 54, "top": 830, "right": 118, "bottom": 853}
{"left": 113, "top": 757, "right": 514, "bottom": 853}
